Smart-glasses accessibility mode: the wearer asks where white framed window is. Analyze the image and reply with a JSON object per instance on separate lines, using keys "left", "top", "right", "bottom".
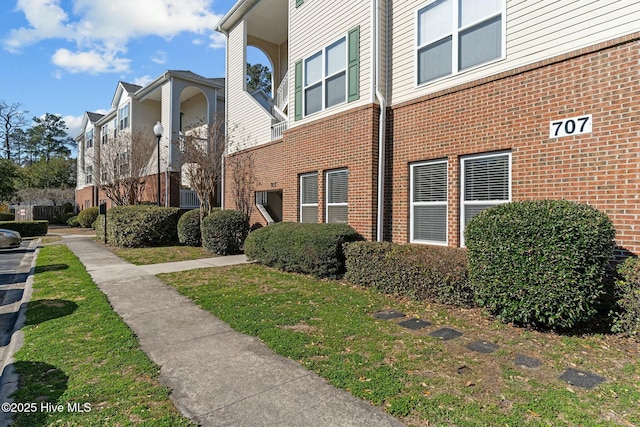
{"left": 461, "top": 151, "right": 511, "bottom": 246}
{"left": 325, "top": 169, "right": 348, "bottom": 224}
{"left": 113, "top": 118, "right": 118, "bottom": 138}
{"left": 304, "top": 37, "right": 347, "bottom": 116}
{"left": 118, "top": 104, "right": 130, "bottom": 130}
{"left": 410, "top": 160, "right": 448, "bottom": 245}
{"left": 101, "top": 124, "right": 109, "bottom": 145}
{"left": 416, "top": 0, "right": 504, "bottom": 85}
{"left": 85, "top": 166, "right": 93, "bottom": 184}
{"left": 300, "top": 173, "right": 318, "bottom": 223}
{"left": 85, "top": 129, "right": 93, "bottom": 149}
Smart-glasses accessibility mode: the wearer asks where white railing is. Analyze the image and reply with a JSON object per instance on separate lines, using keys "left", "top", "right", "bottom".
{"left": 271, "top": 120, "right": 289, "bottom": 140}
{"left": 275, "top": 70, "right": 288, "bottom": 113}
{"left": 180, "top": 189, "right": 200, "bottom": 209}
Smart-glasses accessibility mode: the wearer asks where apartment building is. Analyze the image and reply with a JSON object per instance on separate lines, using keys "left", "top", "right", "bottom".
{"left": 217, "top": 0, "right": 640, "bottom": 255}
{"left": 75, "top": 71, "right": 225, "bottom": 211}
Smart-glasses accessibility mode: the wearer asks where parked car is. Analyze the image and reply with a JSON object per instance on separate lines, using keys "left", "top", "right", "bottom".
{"left": 0, "top": 229, "right": 22, "bottom": 249}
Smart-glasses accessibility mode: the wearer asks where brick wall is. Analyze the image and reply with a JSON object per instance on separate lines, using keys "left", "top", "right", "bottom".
{"left": 224, "top": 105, "right": 380, "bottom": 240}
{"left": 389, "top": 35, "right": 640, "bottom": 254}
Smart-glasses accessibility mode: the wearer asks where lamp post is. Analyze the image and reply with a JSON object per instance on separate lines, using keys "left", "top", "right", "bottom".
{"left": 153, "top": 121, "right": 164, "bottom": 207}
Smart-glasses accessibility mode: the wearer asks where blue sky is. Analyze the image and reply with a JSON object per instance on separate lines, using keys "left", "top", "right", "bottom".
{"left": 0, "top": 0, "right": 267, "bottom": 143}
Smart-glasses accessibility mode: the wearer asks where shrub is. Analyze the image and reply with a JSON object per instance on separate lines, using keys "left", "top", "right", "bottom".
{"left": 78, "top": 207, "right": 99, "bottom": 228}
{"left": 201, "top": 210, "right": 248, "bottom": 255}
{"left": 93, "top": 215, "right": 105, "bottom": 240}
{"left": 0, "top": 213, "right": 15, "bottom": 221}
{"left": 611, "top": 257, "right": 640, "bottom": 337}
{"left": 466, "top": 200, "right": 615, "bottom": 329}
{"left": 177, "top": 209, "right": 209, "bottom": 247}
{"left": 54, "top": 211, "right": 76, "bottom": 225}
{"left": 67, "top": 215, "right": 80, "bottom": 227}
{"left": 244, "top": 222, "right": 364, "bottom": 278}
{"left": 344, "top": 242, "right": 472, "bottom": 306}
{"left": 105, "top": 206, "right": 180, "bottom": 248}
{"left": 0, "top": 220, "right": 48, "bottom": 237}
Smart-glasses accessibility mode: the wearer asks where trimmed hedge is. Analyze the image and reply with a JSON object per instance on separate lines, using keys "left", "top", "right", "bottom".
{"left": 344, "top": 242, "right": 472, "bottom": 306}
{"left": 612, "top": 257, "right": 640, "bottom": 337}
{"left": 244, "top": 222, "right": 363, "bottom": 278}
{"left": 466, "top": 200, "right": 615, "bottom": 329}
{"left": 0, "top": 220, "right": 48, "bottom": 237}
{"left": 177, "top": 209, "right": 208, "bottom": 247}
{"left": 78, "top": 207, "right": 99, "bottom": 228}
{"left": 67, "top": 215, "right": 80, "bottom": 227}
{"left": 0, "top": 213, "right": 15, "bottom": 221}
{"left": 202, "top": 210, "right": 248, "bottom": 255}
{"left": 103, "top": 206, "right": 180, "bottom": 248}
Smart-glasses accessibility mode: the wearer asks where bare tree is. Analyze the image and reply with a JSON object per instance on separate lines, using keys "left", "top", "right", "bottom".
{"left": 92, "top": 129, "right": 157, "bottom": 205}
{"left": 226, "top": 143, "right": 256, "bottom": 222}
{"left": 175, "top": 114, "right": 226, "bottom": 217}
{"left": 0, "top": 100, "right": 29, "bottom": 161}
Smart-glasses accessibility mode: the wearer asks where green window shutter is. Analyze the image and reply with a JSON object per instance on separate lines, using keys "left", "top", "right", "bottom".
{"left": 347, "top": 26, "right": 360, "bottom": 102}
{"left": 294, "top": 60, "right": 303, "bottom": 121}
{"left": 296, "top": 0, "right": 304, "bottom": 7}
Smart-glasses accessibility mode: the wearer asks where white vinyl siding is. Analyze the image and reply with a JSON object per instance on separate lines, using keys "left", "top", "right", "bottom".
{"left": 326, "top": 169, "right": 348, "bottom": 224}
{"left": 411, "top": 160, "right": 448, "bottom": 245}
{"left": 226, "top": 21, "right": 273, "bottom": 151}
{"left": 461, "top": 152, "right": 511, "bottom": 246}
{"left": 416, "top": 0, "right": 503, "bottom": 85}
{"left": 391, "top": 0, "right": 640, "bottom": 104}
{"left": 289, "top": 0, "right": 370, "bottom": 126}
{"left": 300, "top": 173, "right": 319, "bottom": 223}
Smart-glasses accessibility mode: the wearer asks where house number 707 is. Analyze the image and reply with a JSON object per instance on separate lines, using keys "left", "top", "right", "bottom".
{"left": 549, "top": 114, "right": 592, "bottom": 138}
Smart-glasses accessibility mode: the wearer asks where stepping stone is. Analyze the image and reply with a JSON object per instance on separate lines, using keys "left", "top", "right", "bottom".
{"left": 372, "top": 310, "right": 406, "bottom": 320}
{"left": 559, "top": 368, "right": 606, "bottom": 389}
{"left": 514, "top": 354, "right": 542, "bottom": 369}
{"left": 429, "top": 327, "right": 463, "bottom": 341}
{"left": 398, "top": 318, "right": 432, "bottom": 330}
{"left": 466, "top": 340, "right": 499, "bottom": 354}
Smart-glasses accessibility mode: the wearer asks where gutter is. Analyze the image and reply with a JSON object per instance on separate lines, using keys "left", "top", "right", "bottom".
{"left": 373, "top": 0, "right": 387, "bottom": 242}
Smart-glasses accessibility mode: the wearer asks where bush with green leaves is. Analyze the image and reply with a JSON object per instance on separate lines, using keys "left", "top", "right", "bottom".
{"left": 344, "top": 241, "right": 472, "bottom": 306}
{"left": 77, "top": 207, "right": 99, "bottom": 228}
{"left": 244, "top": 222, "right": 363, "bottom": 278}
{"left": 611, "top": 257, "right": 640, "bottom": 338}
{"left": 66, "top": 215, "right": 80, "bottom": 227}
{"left": 104, "top": 206, "right": 180, "bottom": 248}
{"left": 177, "top": 209, "right": 215, "bottom": 247}
{"left": 54, "top": 211, "right": 76, "bottom": 225}
{"left": 465, "top": 200, "right": 615, "bottom": 329}
{"left": 0, "top": 213, "right": 15, "bottom": 221}
{"left": 201, "top": 210, "right": 248, "bottom": 255}
{"left": 0, "top": 220, "right": 48, "bottom": 237}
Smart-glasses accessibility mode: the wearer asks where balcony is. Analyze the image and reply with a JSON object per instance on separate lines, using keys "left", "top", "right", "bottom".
{"left": 180, "top": 189, "right": 200, "bottom": 209}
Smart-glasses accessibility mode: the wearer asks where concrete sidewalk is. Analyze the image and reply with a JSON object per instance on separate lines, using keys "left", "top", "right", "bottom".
{"left": 63, "top": 236, "right": 404, "bottom": 427}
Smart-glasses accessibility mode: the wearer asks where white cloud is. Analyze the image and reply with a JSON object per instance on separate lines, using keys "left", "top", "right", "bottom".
{"left": 132, "top": 75, "right": 154, "bottom": 87}
{"left": 61, "top": 113, "right": 84, "bottom": 138}
{"left": 151, "top": 50, "right": 167, "bottom": 65}
{"left": 4, "top": 0, "right": 223, "bottom": 74}
{"left": 208, "top": 32, "right": 226, "bottom": 49}
{"left": 52, "top": 47, "right": 131, "bottom": 74}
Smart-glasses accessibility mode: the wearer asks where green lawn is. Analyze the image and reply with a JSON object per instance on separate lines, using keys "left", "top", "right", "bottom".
{"left": 108, "top": 244, "right": 215, "bottom": 265}
{"left": 159, "top": 264, "right": 640, "bottom": 426}
{"left": 10, "top": 244, "right": 195, "bottom": 426}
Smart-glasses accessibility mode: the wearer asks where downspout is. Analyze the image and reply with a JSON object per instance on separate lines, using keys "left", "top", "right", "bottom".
{"left": 218, "top": 28, "right": 230, "bottom": 210}
{"left": 373, "top": 0, "right": 387, "bottom": 242}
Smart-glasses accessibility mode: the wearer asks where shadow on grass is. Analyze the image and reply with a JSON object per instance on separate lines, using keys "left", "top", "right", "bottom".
{"left": 34, "top": 264, "right": 68, "bottom": 274}
{"left": 24, "top": 300, "right": 78, "bottom": 326}
{"left": 10, "top": 361, "right": 68, "bottom": 427}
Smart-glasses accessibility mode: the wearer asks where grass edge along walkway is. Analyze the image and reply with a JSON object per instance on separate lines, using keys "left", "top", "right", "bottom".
{"left": 159, "top": 264, "right": 640, "bottom": 427}
{"left": 9, "top": 243, "right": 195, "bottom": 427}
